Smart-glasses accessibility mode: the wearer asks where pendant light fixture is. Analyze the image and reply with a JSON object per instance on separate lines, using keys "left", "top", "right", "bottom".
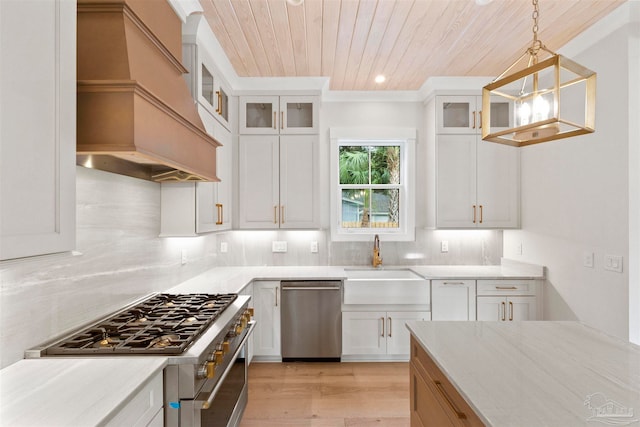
{"left": 481, "top": 0, "right": 596, "bottom": 147}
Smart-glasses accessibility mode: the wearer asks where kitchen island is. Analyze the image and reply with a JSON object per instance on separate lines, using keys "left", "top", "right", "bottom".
{"left": 406, "top": 321, "right": 640, "bottom": 426}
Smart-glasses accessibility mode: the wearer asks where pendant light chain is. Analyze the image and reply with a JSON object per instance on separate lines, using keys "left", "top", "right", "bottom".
{"left": 530, "top": 0, "right": 543, "bottom": 55}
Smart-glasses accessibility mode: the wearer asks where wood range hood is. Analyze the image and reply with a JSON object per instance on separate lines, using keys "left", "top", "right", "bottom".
{"left": 77, "top": 0, "right": 220, "bottom": 182}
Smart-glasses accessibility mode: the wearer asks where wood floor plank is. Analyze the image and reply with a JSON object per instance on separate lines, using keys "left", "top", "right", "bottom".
{"left": 240, "top": 362, "right": 410, "bottom": 427}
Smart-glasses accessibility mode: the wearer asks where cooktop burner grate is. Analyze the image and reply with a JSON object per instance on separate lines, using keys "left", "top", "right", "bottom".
{"left": 45, "top": 293, "right": 237, "bottom": 355}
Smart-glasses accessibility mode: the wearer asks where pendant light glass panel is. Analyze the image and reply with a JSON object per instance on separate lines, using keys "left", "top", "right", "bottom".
{"left": 482, "top": 54, "right": 596, "bottom": 147}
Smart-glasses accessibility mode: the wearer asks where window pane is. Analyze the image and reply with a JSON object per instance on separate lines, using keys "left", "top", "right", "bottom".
{"left": 341, "top": 189, "right": 369, "bottom": 228}
{"left": 371, "top": 189, "right": 399, "bottom": 228}
{"left": 339, "top": 146, "right": 369, "bottom": 185}
{"left": 370, "top": 146, "right": 400, "bottom": 185}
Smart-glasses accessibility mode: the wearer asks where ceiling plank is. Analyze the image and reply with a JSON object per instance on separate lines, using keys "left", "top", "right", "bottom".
{"left": 249, "top": 0, "right": 286, "bottom": 76}
{"left": 287, "top": 2, "right": 309, "bottom": 75}
{"left": 359, "top": 0, "right": 414, "bottom": 91}
{"left": 200, "top": 0, "right": 248, "bottom": 76}
{"left": 305, "top": 0, "right": 323, "bottom": 76}
{"left": 268, "top": 0, "right": 297, "bottom": 75}
{"left": 340, "top": 0, "right": 379, "bottom": 90}
{"left": 207, "top": 0, "right": 261, "bottom": 76}
{"left": 331, "top": 0, "right": 360, "bottom": 90}
{"left": 231, "top": 0, "right": 274, "bottom": 76}
{"left": 321, "top": 0, "right": 341, "bottom": 79}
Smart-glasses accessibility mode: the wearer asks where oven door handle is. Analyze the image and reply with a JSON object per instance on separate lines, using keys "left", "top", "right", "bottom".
{"left": 200, "top": 320, "right": 256, "bottom": 410}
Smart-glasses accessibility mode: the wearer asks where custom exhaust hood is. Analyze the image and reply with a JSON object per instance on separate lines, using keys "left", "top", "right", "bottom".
{"left": 76, "top": 0, "right": 220, "bottom": 182}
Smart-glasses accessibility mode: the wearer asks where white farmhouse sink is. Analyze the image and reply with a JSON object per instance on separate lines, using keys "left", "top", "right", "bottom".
{"left": 343, "top": 268, "right": 429, "bottom": 305}
{"left": 345, "top": 268, "right": 423, "bottom": 281}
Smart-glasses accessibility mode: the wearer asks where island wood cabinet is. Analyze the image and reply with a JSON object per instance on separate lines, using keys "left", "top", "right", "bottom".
{"left": 435, "top": 95, "right": 519, "bottom": 229}
{"left": 252, "top": 281, "right": 281, "bottom": 360}
{"left": 342, "top": 311, "right": 429, "bottom": 358}
{"left": 239, "top": 95, "right": 319, "bottom": 134}
{"left": 410, "top": 336, "right": 485, "bottom": 426}
{"left": 476, "top": 280, "right": 539, "bottom": 321}
{"left": 160, "top": 109, "right": 232, "bottom": 235}
{"left": 238, "top": 135, "right": 319, "bottom": 229}
{"left": 0, "top": 0, "right": 76, "bottom": 260}
{"left": 430, "top": 280, "right": 476, "bottom": 321}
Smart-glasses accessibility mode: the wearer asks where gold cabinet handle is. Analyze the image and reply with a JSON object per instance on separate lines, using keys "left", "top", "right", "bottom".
{"left": 280, "top": 205, "right": 285, "bottom": 223}
{"left": 281, "top": 111, "right": 284, "bottom": 129}
{"left": 472, "top": 205, "right": 477, "bottom": 223}
{"left": 274, "top": 205, "right": 278, "bottom": 224}
{"left": 215, "top": 91, "right": 221, "bottom": 114}
{"left": 501, "top": 301, "right": 506, "bottom": 321}
{"left": 509, "top": 301, "right": 513, "bottom": 321}
{"left": 380, "top": 317, "right": 385, "bottom": 337}
{"left": 472, "top": 111, "right": 476, "bottom": 129}
{"left": 273, "top": 111, "right": 276, "bottom": 129}
{"left": 275, "top": 287, "right": 278, "bottom": 307}
{"left": 496, "top": 286, "right": 518, "bottom": 290}
{"left": 478, "top": 110, "right": 482, "bottom": 129}
{"left": 434, "top": 381, "right": 467, "bottom": 419}
{"left": 479, "top": 205, "right": 483, "bottom": 224}
{"left": 215, "top": 203, "right": 223, "bottom": 225}
{"left": 443, "top": 281, "right": 466, "bottom": 285}
{"left": 388, "top": 317, "right": 392, "bottom": 337}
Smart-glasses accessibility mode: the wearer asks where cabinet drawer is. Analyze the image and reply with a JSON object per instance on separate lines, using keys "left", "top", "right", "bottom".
{"left": 410, "top": 337, "right": 485, "bottom": 426}
{"left": 476, "top": 280, "right": 536, "bottom": 296}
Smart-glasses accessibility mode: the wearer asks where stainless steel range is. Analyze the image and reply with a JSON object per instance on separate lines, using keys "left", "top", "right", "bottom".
{"left": 26, "top": 293, "right": 255, "bottom": 427}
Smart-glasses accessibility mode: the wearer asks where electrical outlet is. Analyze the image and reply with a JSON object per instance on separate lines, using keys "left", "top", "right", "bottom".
{"left": 310, "top": 241, "right": 318, "bottom": 253}
{"left": 181, "top": 249, "right": 187, "bottom": 265}
{"left": 441, "top": 241, "right": 449, "bottom": 253}
{"left": 583, "top": 252, "right": 594, "bottom": 268}
{"left": 516, "top": 243, "right": 523, "bottom": 255}
{"left": 272, "top": 241, "right": 287, "bottom": 253}
{"left": 604, "top": 254, "right": 623, "bottom": 273}
{"left": 220, "top": 242, "right": 228, "bottom": 253}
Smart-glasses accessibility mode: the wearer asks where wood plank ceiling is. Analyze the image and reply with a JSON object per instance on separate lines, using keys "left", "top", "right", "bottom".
{"left": 199, "top": 0, "right": 626, "bottom": 91}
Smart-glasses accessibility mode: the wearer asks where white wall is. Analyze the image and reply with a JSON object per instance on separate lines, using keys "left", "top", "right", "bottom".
{"left": 504, "top": 2, "right": 639, "bottom": 341}
{"left": 0, "top": 167, "right": 220, "bottom": 368}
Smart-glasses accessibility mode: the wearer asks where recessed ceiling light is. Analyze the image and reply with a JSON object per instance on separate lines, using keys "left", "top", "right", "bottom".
{"left": 375, "top": 75, "right": 386, "bottom": 84}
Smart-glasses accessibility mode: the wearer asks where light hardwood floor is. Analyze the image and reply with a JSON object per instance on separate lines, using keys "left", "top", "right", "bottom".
{"left": 239, "top": 362, "right": 410, "bottom": 427}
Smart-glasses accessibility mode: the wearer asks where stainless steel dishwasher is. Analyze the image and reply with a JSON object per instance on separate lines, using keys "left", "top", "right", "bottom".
{"left": 281, "top": 280, "right": 342, "bottom": 361}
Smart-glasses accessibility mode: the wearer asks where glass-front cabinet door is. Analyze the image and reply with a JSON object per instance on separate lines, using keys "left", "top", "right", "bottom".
{"left": 239, "top": 95, "right": 319, "bottom": 135}
{"left": 436, "top": 95, "right": 511, "bottom": 134}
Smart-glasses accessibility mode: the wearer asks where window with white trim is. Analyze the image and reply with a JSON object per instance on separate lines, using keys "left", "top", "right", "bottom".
{"left": 330, "top": 128, "right": 416, "bottom": 242}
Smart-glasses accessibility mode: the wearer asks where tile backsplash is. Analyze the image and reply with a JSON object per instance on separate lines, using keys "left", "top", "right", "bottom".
{"left": 0, "top": 167, "right": 501, "bottom": 368}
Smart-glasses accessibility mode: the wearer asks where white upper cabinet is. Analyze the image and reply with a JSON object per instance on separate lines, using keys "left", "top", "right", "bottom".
{"left": 238, "top": 135, "right": 319, "bottom": 229}
{"left": 239, "top": 95, "right": 319, "bottom": 135}
{"left": 0, "top": 0, "right": 76, "bottom": 260}
{"left": 435, "top": 95, "right": 519, "bottom": 229}
{"left": 436, "top": 95, "right": 511, "bottom": 134}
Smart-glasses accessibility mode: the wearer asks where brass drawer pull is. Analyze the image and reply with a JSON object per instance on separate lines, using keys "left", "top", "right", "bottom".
{"left": 216, "top": 91, "right": 222, "bottom": 114}
{"left": 281, "top": 111, "right": 284, "bottom": 129}
{"left": 388, "top": 317, "right": 392, "bottom": 337}
{"left": 274, "top": 206, "right": 278, "bottom": 224}
{"left": 273, "top": 111, "right": 276, "bottom": 129}
{"left": 479, "top": 205, "right": 483, "bottom": 223}
{"left": 215, "top": 203, "right": 223, "bottom": 225}
{"left": 472, "top": 205, "right": 477, "bottom": 223}
{"left": 495, "top": 286, "right": 518, "bottom": 290}
{"left": 434, "top": 380, "right": 467, "bottom": 419}
{"left": 281, "top": 205, "right": 285, "bottom": 224}
{"left": 501, "top": 301, "right": 506, "bottom": 321}
{"left": 443, "top": 281, "right": 466, "bottom": 285}
{"left": 380, "top": 317, "right": 385, "bottom": 337}
{"left": 509, "top": 301, "right": 513, "bottom": 321}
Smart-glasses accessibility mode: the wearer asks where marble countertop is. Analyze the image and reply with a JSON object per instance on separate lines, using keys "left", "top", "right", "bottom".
{"left": 406, "top": 321, "right": 640, "bottom": 426}
{"left": 167, "top": 260, "right": 544, "bottom": 294}
{"left": 0, "top": 357, "right": 167, "bottom": 427}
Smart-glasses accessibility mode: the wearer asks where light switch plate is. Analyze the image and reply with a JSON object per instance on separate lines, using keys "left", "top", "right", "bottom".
{"left": 272, "top": 241, "right": 287, "bottom": 253}
{"left": 310, "top": 241, "right": 318, "bottom": 253}
{"left": 441, "top": 241, "right": 449, "bottom": 253}
{"left": 220, "top": 242, "right": 228, "bottom": 253}
{"left": 604, "top": 254, "right": 623, "bottom": 273}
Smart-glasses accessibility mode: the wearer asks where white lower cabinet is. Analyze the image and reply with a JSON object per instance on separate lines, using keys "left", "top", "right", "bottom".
{"left": 342, "top": 311, "right": 429, "bottom": 358}
{"left": 430, "top": 280, "right": 476, "bottom": 321}
{"left": 476, "top": 280, "right": 540, "bottom": 321}
{"left": 477, "top": 296, "right": 537, "bottom": 321}
{"left": 105, "top": 371, "right": 163, "bottom": 427}
{"left": 252, "top": 281, "right": 281, "bottom": 360}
